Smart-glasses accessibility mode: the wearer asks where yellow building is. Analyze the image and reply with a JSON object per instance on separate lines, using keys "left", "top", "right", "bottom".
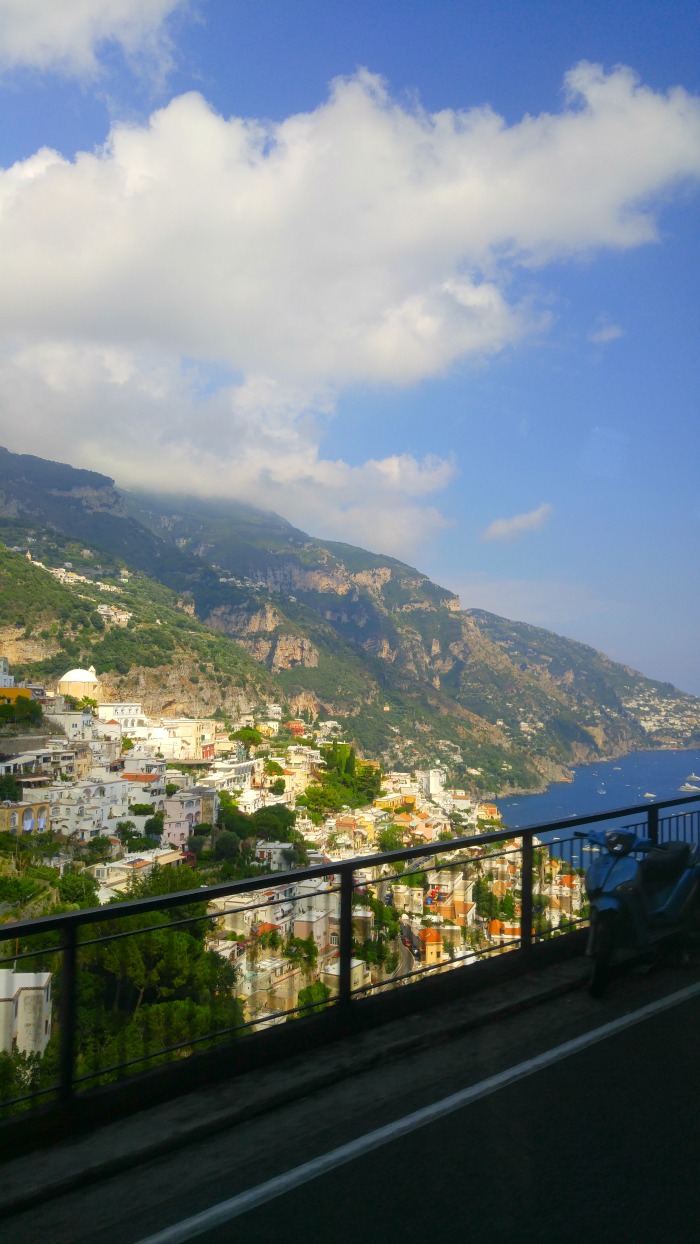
{"left": 0, "top": 802, "right": 50, "bottom": 835}
{"left": 0, "top": 687, "right": 32, "bottom": 706}
{"left": 57, "top": 666, "right": 102, "bottom": 701}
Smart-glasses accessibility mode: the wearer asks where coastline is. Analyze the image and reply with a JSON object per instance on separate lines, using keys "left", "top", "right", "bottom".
{"left": 492, "top": 741, "right": 698, "bottom": 802}
{"left": 494, "top": 746, "right": 700, "bottom": 830}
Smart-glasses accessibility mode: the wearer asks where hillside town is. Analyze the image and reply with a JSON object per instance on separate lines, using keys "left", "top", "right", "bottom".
{"left": 0, "top": 656, "right": 590, "bottom": 1052}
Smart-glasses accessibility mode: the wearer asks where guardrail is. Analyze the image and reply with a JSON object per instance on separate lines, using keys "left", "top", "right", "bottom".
{"left": 1, "top": 793, "right": 698, "bottom": 1118}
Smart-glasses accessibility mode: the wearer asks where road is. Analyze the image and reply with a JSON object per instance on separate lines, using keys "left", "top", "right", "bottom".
{"left": 8, "top": 960, "right": 700, "bottom": 1244}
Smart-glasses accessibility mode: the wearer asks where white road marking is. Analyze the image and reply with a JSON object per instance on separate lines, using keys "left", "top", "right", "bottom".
{"left": 136, "top": 977, "right": 700, "bottom": 1243}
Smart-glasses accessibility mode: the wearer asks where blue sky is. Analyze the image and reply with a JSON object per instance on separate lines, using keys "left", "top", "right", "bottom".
{"left": 0, "top": 1, "right": 699, "bottom": 691}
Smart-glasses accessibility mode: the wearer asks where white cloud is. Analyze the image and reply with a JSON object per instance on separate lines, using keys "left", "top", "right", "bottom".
{"left": 0, "top": 64, "right": 699, "bottom": 553}
{"left": 0, "top": 342, "right": 454, "bottom": 556}
{"left": 588, "top": 319, "right": 626, "bottom": 344}
{"left": 482, "top": 503, "right": 553, "bottom": 542}
{"left": 0, "top": 0, "right": 187, "bottom": 78}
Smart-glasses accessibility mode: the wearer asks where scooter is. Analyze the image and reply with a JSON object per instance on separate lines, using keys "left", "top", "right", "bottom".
{"left": 574, "top": 826, "right": 700, "bottom": 996}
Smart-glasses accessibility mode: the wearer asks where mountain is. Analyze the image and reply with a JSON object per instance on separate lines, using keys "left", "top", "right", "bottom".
{"left": 1, "top": 446, "right": 698, "bottom": 794}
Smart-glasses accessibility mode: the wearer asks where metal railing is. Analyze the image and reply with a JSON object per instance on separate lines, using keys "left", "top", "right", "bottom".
{"left": 1, "top": 792, "right": 699, "bottom": 1118}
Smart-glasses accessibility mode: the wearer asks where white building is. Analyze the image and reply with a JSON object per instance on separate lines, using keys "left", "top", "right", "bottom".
{"left": 97, "top": 702, "right": 148, "bottom": 730}
{"left": 0, "top": 970, "right": 52, "bottom": 1055}
{"left": 416, "top": 769, "right": 447, "bottom": 798}
{"left": 0, "top": 657, "right": 15, "bottom": 689}
{"left": 88, "top": 847, "right": 189, "bottom": 902}
{"left": 24, "top": 777, "right": 131, "bottom": 840}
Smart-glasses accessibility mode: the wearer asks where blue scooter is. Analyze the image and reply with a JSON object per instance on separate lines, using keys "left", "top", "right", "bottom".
{"left": 574, "top": 826, "right": 700, "bottom": 996}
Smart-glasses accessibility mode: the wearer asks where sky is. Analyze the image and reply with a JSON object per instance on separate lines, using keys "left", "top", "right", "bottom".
{"left": 0, "top": 1, "right": 699, "bottom": 690}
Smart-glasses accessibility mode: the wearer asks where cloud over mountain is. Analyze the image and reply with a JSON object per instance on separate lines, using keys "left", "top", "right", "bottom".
{"left": 1, "top": 63, "right": 699, "bottom": 553}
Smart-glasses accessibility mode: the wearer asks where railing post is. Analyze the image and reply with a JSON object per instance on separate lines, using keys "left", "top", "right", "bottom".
{"left": 648, "top": 803, "right": 659, "bottom": 846}
{"left": 520, "top": 835, "right": 534, "bottom": 959}
{"left": 338, "top": 866, "right": 354, "bottom": 1008}
{"left": 59, "top": 922, "right": 77, "bottom": 1105}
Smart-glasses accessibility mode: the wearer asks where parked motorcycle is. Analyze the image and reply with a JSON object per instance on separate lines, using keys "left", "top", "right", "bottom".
{"left": 574, "top": 826, "right": 700, "bottom": 996}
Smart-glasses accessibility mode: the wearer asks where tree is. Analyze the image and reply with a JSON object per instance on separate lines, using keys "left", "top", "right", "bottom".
{"left": 473, "top": 878, "right": 498, "bottom": 921}
{"left": 282, "top": 841, "right": 309, "bottom": 868}
{"left": 377, "top": 826, "right": 404, "bottom": 854}
{"left": 0, "top": 774, "right": 20, "bottom": 801}
{"left": 57, "top": 871, "right": 99, "bottom": 908}
{"left": 165, "top": 783, "right": 178, "bottom": 797}
{"left": 285, "top": 934, "right": 317, "bottom": 976}
{"left": 214, "top": 831, "right": 240, "bottom": 861}
{"left": 269, "top": 778, "right": 285, "bottom": 795}
{"left": 252, "top": 804, "right": 296, "bottom": 839}
{"left": 233, "top": 727, "right": 262, "bottom": 748}
{"left": 192, "top": 821, "right": 214, "bottom": 837}
{"left": 116, "top": 820, "right": 138, "bottom": 841}
{"left": 297, "top": 981, "right": 331, "bottom": 1015}
{"left": 144, "top": 811, "right": 164, "bottom": 837}
{"left": 499, "top": 892, "right": 516, "bottom": 920}
{"left": 79, "top": 836, "right": 115, "bottom": 864}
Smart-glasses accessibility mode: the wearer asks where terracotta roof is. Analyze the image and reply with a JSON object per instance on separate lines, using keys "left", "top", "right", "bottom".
{"left": 255, "top": 922, "right": 280, "bottom": 935}
{"left": 121, "top": 772, "right": 160, "bottom": 783}
{"left": 418, "top": 927, "right": 442, "bottom": 943}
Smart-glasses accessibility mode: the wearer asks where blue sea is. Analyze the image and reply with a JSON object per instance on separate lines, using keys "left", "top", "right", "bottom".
{"left": 497, "top": 748, "right": 700, "bottom": 831}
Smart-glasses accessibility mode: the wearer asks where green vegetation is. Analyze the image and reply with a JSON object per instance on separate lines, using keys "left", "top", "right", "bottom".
{"left": 0, "top": 776, "right": 20, "bottom": 801}
{"left": 233, "top": 727, "right": 262, "bottom": 748}
{"left": 295, "top": 743, "right": 381, "bottom": 824}
{"left": 0, "top": 697, "right": 43, "bottom": 728}
{"left": 297, "top": 981, "right": 332, "bottom": 1014}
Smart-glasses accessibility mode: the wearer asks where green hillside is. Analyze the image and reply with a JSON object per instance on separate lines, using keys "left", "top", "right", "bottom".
{"left": 0, "top": 521, "right": 278, "bottom": 712}
{"left": 1, "top": 447, "right": 699, "bottom": 795}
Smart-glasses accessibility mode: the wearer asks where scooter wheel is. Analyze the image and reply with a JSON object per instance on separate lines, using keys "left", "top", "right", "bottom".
{"left": 589, "top": 914, "right": 615, "bottom": 998}
{"left": 589, "top": 950, "right": 612, "bottom": 998}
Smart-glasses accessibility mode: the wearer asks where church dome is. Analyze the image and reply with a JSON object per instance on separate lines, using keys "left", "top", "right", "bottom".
{"left": 57, "top": 665, "right": 102, "bottom": 699}
{"left": 60, "top": 667, "right": 99, "bottom": 683}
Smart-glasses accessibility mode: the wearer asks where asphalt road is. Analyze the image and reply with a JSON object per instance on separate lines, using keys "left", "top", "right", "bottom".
{"left": 152, "top": 990, "right": 700, "bottom": 1244}
{"left": 9, "top": 962, "right": 700, "bottom": 1244}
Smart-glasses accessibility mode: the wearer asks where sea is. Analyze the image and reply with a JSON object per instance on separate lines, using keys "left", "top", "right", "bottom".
{"left": 496, "top": 748, "right": 700, "bottom": 832}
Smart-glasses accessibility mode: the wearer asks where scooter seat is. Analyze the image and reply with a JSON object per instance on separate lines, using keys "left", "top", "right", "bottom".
{"left": 640, "top": 841, "right": 692, "bottom": 890}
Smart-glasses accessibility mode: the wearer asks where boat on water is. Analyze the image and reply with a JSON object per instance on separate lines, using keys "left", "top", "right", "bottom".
{"left": 688, "top": 772, "right": 700, "bottom": 781}
{"left": 680, "top": 783, "right": 700, "bottom": 793}
{"left": 644, "top": 792, "right": 656, "bottom": 799}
